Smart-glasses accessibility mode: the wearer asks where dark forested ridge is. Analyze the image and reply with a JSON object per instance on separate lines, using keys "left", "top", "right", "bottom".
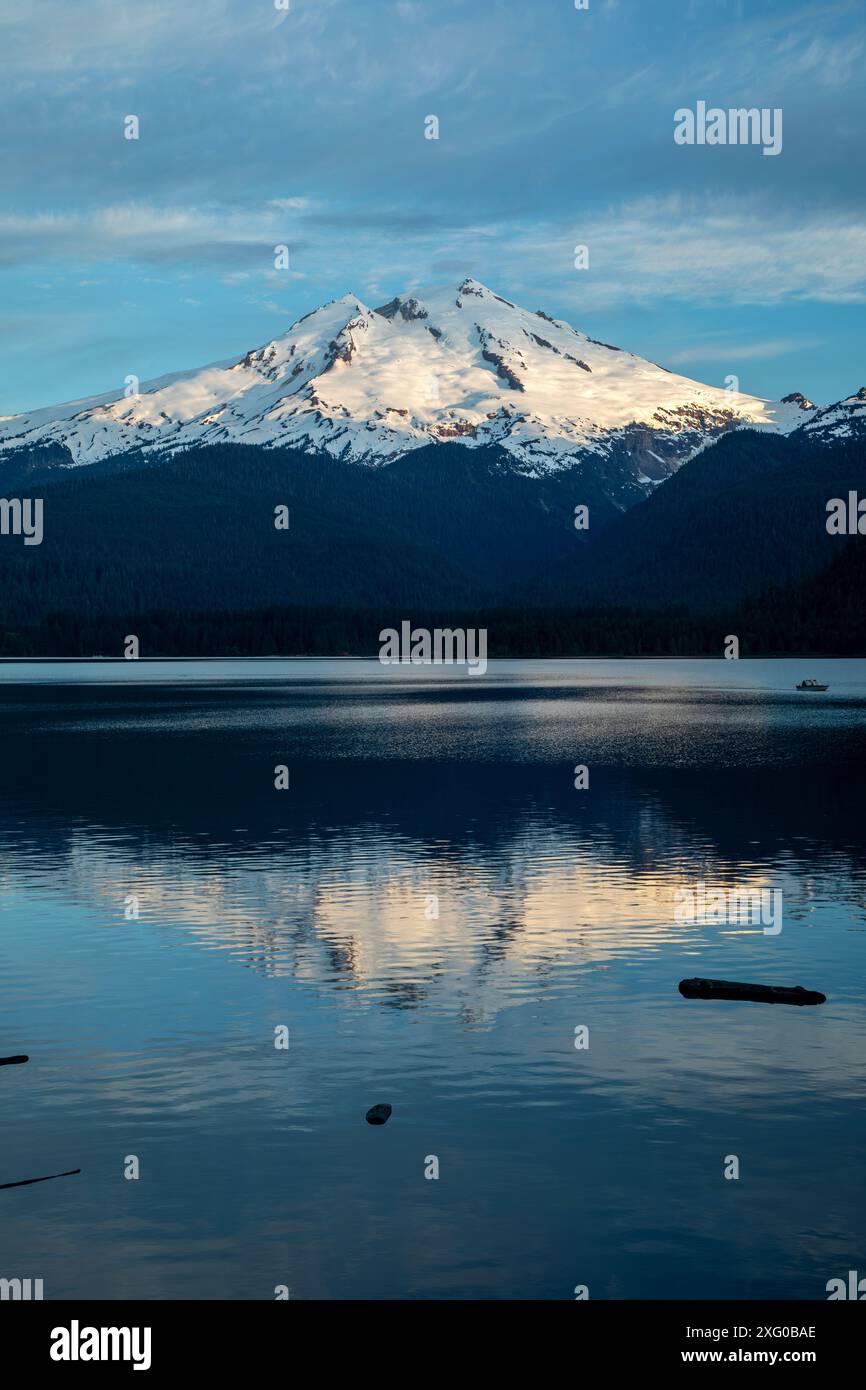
{"left": 0, "top": 430, "right": 863, "bottom": 656}
{"left": 0, "top": 441, "right": 603, "bottom": 617}
{"left": 564, "top": 429, "right": 866, "bottom": 609}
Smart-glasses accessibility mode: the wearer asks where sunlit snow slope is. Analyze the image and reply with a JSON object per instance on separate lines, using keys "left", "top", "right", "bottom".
{"left": 1, "top": 278, "right": 850, "bottom": 484}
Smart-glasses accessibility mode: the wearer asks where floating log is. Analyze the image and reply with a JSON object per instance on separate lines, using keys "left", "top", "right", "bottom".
{"left": 0, "top": 1055, "right": 29, "bottom": 1066}
{"left": 365, "top": 1103, "right": 392, "bottom": 1126}
{"left": 0, "top": 1168, "right": 81, "bottom": 1191}
{"left": 679, "top": 977, "right": 826, "bottom": 1006}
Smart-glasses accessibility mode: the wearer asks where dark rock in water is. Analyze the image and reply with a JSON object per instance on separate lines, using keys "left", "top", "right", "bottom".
{"left": 365, "top": 1103, "right": 392, "bottom": 1126}
{"left": 679, "top": 977, "right": 826, "bottom": 1006}
{"left": 0, "top": 1055, "right": 29, "bottom": 1066}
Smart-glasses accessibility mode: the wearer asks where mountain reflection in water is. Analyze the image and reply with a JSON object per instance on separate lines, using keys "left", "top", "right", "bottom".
{"left": 1, "top": 661, "right": 865, "bottom": 1299}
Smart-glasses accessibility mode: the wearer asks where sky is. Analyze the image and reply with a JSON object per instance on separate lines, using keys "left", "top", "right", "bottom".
{"left": 1, "top": 0, "right": 864, "bottom": 414}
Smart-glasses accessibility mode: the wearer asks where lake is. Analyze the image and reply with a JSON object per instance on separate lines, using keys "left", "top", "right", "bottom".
{"left": 1, "top": 658, "right": 865, "bottom": 1299}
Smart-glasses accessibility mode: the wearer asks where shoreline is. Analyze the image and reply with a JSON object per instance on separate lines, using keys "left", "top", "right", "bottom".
{"left": 0, "top": 653, "right": 862, "bottom": 664}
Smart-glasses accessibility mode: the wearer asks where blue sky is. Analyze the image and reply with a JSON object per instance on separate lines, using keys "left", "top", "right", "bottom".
{"left": 1, "top": 0, "right": 864, "bottom": 413}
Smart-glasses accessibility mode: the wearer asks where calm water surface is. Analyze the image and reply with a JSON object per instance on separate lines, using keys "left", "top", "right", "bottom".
{"left": 1, "top": 659, "right": 864, "bottom": 1299}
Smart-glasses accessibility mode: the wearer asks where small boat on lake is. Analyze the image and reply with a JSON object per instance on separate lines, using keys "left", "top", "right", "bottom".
{"left": 796, "top": 678, "right": 828, "bottom": 691}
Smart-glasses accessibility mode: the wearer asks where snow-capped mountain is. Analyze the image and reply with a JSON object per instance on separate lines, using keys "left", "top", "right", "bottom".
{"left": 795, "top": 386, "right": 866, "bottom": 446}
{"left": 0, "top": 278, "right": 855, "bottom": 485}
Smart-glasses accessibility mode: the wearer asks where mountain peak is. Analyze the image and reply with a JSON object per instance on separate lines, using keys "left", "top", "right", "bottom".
{"left": 288, "top": 292, "right": 370, "bottom": 331}
{"left": 373, "top": 293, "right": 430, "bottom": 323}
{"left": 1, "top": 280, "right": 853, "bottom": 481}
{"left": 456, "top": 276, "right": 492, "bottom": 297}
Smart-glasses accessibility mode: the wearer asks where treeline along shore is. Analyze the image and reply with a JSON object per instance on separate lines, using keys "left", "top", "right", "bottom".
{"left": 1, "top": 558, "right": 865, "bottom": 661}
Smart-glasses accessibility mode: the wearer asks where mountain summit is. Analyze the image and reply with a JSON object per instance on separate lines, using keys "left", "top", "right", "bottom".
{"left": 0, "top": 278, "right": 850, "bottom": 489}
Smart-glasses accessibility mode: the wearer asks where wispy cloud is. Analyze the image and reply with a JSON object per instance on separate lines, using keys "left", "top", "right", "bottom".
{"left": 665, "top": 337, "right": 823, "bottom": 365}
{"left": 521, "top": 196, "right": 866, "bottom": 309}
{"left": 2, "top": 193, "right": 864, "bottom": 313}
{"left": 0, "top": 201, "right": 313, "bottom": 269}
{"left": 1, "top": 0, "right": 863, "bottom": 408}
